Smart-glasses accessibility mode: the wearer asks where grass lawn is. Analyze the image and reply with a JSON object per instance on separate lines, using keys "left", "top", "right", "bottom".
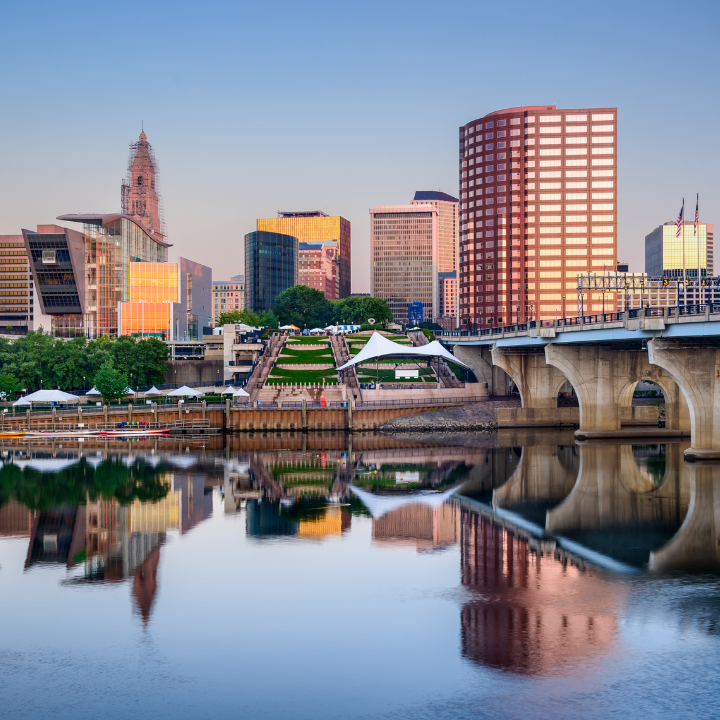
{"left": 267, "top": 367, "right": 338, "bottom": 385}
{"left": 286, "top": 337, "right": 330, "bottom": 344}
{"left": 278, "top": 349, "right": 335, "bottom": 364}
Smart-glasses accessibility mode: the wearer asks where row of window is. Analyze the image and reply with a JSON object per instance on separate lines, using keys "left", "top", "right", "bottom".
{"left": 464, "top": 114, "right": 614, "bottom": 134}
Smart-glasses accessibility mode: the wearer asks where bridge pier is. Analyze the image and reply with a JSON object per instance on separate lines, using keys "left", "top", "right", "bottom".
{"left": 491, "top": 347, "right": 567, "bottom": 408}
{"left": 648, "top": 339, "right": 720, "bottom": 459}
{"left": 545, "top": 343, "right": 684, "bottom": 437}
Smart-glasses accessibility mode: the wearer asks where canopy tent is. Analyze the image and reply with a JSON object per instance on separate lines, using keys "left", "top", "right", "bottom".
{"left": 144, "top": 386, "right": 164, "bottom": 397}
{"left": 349, "top": 485, "right": 458, "bottom": 519}
{"left": 279, "top": 324, "right": 300, "bottom": 331}
{"left": 166, "top": 385, "right": 204, "bottom": 398}
{"left": 123, "top": 388, "right": 136, "bottom": 396}
{"left": 233, "top": 387, "right": 250, "bottom": 397}
{"left": 309, "top": 328, "right": 326, "bottom": 335}
{"left": 220, "top": 386, "right": 236, "bottom": 395}
{"left": 12, "top": 389, "right": 79, "bottom": 405}
{"left": 85, "top": 387, "right": 102, "bottom": 396}
{"left": 337, "top": 332, "right": 469, "bottom": 371}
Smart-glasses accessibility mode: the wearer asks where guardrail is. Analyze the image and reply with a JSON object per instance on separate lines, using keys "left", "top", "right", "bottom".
{"left": 436, "top": 303, "right": 720, "bottom": 341}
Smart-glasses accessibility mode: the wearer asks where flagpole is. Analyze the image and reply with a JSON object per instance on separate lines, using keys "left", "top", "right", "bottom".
{"left": 697, "top": 193, "right": 701, "bottom": 306}
{"left": 682, "top": 197, "right": 686, "bottom": 304}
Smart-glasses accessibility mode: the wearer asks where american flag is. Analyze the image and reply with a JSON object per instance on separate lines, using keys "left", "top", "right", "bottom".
{"left": 676, "top": 202, "right": 684, "bottom": 237}
{"left": 694, "top": 194, "right": 699, "bottom": 235}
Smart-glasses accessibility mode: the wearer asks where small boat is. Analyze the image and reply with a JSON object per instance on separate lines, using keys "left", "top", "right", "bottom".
{"left": 99, "top": 428, "right": 170, "bottom": 437}
{"left": 0, "top": 431, "right": 26, "bottom": 438}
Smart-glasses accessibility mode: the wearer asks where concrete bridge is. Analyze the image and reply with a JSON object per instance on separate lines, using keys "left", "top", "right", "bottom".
{"left": 441, "top": 306, "right": 720, "bottom": 461}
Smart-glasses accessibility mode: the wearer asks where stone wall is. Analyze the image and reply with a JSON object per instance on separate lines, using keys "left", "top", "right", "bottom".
{"left": 166, "top": 360, "right": 224, "bottom": 386}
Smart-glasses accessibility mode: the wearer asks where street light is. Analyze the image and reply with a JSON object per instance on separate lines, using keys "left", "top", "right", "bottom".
{"left": 83, "top": 376, "right": 85, "bottom": 393}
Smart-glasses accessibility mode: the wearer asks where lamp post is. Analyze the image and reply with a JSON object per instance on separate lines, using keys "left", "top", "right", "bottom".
{"left": 516, "top": 303, "right": 520, "bottom": 325}
{"left": 562, "top": 294, "right": 566, "bottom": 320}
{"left": 83, "top": 376, "right": 85, "bottom": 394}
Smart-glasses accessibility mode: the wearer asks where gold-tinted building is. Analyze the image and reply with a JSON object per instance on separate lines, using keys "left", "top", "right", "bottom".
{"left": 0, "top": 235, "right": 33, "bottom": 334}
{"left": 645, "top": 220, "right": 714, "bottom": 280}
{"left": 257, "top": 211, "right": 351, "bottom": 297}
{"left": 129, "top": 262, "right": 178, "bottom": 302}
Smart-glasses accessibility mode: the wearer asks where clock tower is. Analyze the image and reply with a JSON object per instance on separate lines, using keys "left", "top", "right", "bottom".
{"left": 121, "top": 130, "right": 165, "bottom": 243}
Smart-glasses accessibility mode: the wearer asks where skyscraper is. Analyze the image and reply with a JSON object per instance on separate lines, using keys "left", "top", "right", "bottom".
{"left": 121, "top": 131, "right": 166, "bottom": 244}
{"left": 257, "top": 211, "right": 351, "bottom": 298}
{"left": 459, "top": 105, "right": 617, "bottom": 326}
{"left": 645, "top": 220, "right": 714, "bottom": 279}
{"left": 411, "top": 191, "right": 459, "bottom": 326}
{"left": 370, "top": 203, "right": 439, "bottom": 324}
{"left": 244, "top": 231, "right": 298, "bottom": 312}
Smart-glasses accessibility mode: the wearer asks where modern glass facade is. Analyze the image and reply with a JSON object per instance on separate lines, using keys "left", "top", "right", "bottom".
{"left": 244, "top": 231, "right": 298, "bottom": 312}
{"left": 458, "top": 105, "right": 618, "bottom": 325}
{"left": 645, "top": 221, "right": 714, "bottom": 279}
{"left": 118, "top": 302, "right": 171, "bottom": 338}
{"left": 129, "top": 262, "right": 178, "bottom": 302}
{"left": 256, "top": 212, "right": 350, "bottom": 298}
{"left": 370, "top": 205, "right": 439, "bottom": 324}
{"left": 24, "top": 214, "right": 171, "bottom": 338}
{"left": 0, "top": 235, "right": 33, "bottom": 333}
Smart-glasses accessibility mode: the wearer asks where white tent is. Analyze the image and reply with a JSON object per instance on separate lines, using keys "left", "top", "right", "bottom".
{"left": 14, "top": 458, "right": 82, "bottom": 473}
{"left": 123, "top": 387, "right": 136, "bottom": 396}
{"left": 233, "top": 387, "right": 250, "bottom": 397}
{"left": 12, "top": 389, "right": 79, "bottom": 405}
{"left": 85, "top": 387, "right": 102, "bottom": 396}
{"left": 144, "top": 386, "right": 164, "bottom": 397}
{"left": 166, "top": 385, "right": 204, "bottom": 398}
{"left": 309, "top": 328, "right": 326, "bottom": 335}
{"left": 220, "top": 386, "right": 236, "bottom": 395}
{"left": 337, "top": 331, "right": 469, "bottom": 371}
{"left": 349, "top": 485, "right": 458, "bottom": 519}
{"left": 279, "top": 324, "right": 300, "bottom": 331}
{"left": 13, "top": 396, "right": 31, "bottom": 406}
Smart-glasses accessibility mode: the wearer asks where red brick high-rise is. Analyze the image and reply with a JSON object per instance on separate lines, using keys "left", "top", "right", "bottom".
{"left": 459, "top": 105, "right": 617, "bottom": 326}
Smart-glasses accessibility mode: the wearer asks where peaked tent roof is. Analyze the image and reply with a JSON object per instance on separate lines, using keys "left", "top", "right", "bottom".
{"left": 144, "top": 386, "right": 164, "bottom": 396}
{"left": 166, "top": 385, "right": 204, "bottom": 397}
{"left": 233, "top": 387, "right": 250, "bottom": 397}
{"left": 13, "top": 389, "right": 79, "bottom": 404}
{"left": 220, "top": 386, "right": 236, "bottom": 395}
{"left": 349, "top": 485, "right": 458, "bottom": 519}
{"left": 337, "top": 332, "right": 469, "bottom": 371}
{"left": 85, "top": 387, "right": 102, "bottom": 396}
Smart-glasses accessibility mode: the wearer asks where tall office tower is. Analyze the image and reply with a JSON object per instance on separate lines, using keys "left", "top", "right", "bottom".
{"left": 645, "top": 220, "right": 714, "bottom": 279}
{"left": 0, "top": 235, "right": 33, "bottom": 334}
{"left": 411, "top": 191, "right": 459, "bottom": 326}
{"left": 244, "top": 231, "right": 298, "bottom": 312}
{"left": 256, "top": 211, "right": 351, "bottom": 298}
{"left": 121, "top": 130, "right": 166, "bottom": 244}
{"left": 369, "top": 204, "right": 439, "bottom": 324}
{"left": 459, "top": 105, "right": 617, "bottom": 326}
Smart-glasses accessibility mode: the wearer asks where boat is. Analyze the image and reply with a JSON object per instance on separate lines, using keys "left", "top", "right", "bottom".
{"left": 98, "top": 428, "right": 170, "bottom": 437}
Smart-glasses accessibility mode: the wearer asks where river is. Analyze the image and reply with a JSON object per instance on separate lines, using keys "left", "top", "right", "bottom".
{"left": 0, "top": 431, "right": 718, "bottom": 719}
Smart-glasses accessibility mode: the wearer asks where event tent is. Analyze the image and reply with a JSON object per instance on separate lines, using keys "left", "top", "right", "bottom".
{"left": 336, "top": 332, "right": 469, "bottom": 371}
{"left": 85, "top": 387, "right": 102, "bottom": 396}
{"left": 144, "top": 386, "right": 164, "bottom": 397}
{"left": 233, "top": 387, "right": 250, "bottom": 397}
{"left": 220, "top": 386, "right": 236, "bottom": 395}
{"left": 166, "top": 385, "right": 204, "bottom": 398}
{"left": 279, "top": 324, "right": 300, "bottom": 331}
{"left": 12, "top": 389, "right": 80, "bottom": 406}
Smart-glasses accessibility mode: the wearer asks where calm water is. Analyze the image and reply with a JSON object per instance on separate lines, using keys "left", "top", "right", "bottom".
{"left": 1, "top": 432, "right": 719, "bottom": 719}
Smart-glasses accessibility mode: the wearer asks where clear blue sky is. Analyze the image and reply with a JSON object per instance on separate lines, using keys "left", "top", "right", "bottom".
{"left": 1, "top": 0, "right": 717, "bottom": 290}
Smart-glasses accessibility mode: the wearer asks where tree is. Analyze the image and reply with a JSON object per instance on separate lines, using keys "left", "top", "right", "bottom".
{"left": 0, "top": 372, "right": 20, "bottom": 400}
{"left": 360, "top": 296, "right": 393, "bottom": 324}
{"left": 274, "top": 286, "right": 332, "bottom": 329}
{"left": 216, "top": 309, "right": 261, "bottom": 327}
{"left": 330, "top": 296, "right": 393, "bottom": 325}
{"left": 93, "top": 360, "right": 128, "bottom": 404}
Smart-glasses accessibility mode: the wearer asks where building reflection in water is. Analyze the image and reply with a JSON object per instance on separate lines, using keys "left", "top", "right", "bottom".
{"left": 459, "top": 506, "right": 618, "bottom": 675}
{"left": 372, "top": 504, "right": 458, "bottom": 552}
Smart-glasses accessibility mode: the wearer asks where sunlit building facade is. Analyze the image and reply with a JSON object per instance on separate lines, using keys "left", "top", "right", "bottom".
{"left": 245, "top": 231, "right": 298, "bottom": 312}
{"left": 212, "top": 275, "right": 245, "bottom": 326}
{"left": 0, "top": 234, "right": 34, "bottom": 334}
{"left": 118, "top": 258, "right": 211, "bottom": 340}
{"left": 257, "top": 211, "right": 350, "bottom": 298}
{"left": 370, "top": 204, "right": 439, "bottom": 324}
{"left": 298, "top": 242, "right": 338, "bottom": 299}
{"left": 459, "top": 105, "right": 618, "bottom": 326}
{"left": 645, "top": 220, "right": 714, "bottom": 280}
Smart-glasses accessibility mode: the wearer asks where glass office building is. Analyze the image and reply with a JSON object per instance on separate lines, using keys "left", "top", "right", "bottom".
{"left": 645, "top": 221, "right": 714, "bottom": 279}
{"left": 244, "top": 231, "right": 298, "bottom": 312}
{"left": 0, "top": 235, "right": 34, "bottom": 334}
{"left": 256, "top": 211, "right": 350, "bottom": 298}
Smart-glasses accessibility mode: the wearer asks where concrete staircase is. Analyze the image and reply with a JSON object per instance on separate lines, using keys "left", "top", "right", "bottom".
{"left": 409, "top": 330, "right": 462, "bottom": 389}
{"left": 331, "top": 334, "right": 359, "bottom": 390}
{"left": 246, "top": 333, "right": 287, "bottom": 402}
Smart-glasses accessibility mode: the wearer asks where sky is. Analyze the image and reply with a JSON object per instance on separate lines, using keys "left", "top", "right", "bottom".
{"left": 1, "top": 0, "right": 718, "bottom": 292}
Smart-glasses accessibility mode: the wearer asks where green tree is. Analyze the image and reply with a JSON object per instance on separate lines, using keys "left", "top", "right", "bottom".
{"left": 256, "top": 309, "right": 278, "bottom": 328}
{"left": 134, "top": 338, "right": 169, "bottom": 385}
{"left": 274, "top": 286, "right": 332, "bottom": 329}
{"left": 216, "top": 309, "right": 261, "bottom": 327}
{"left": 360, "top": 296, "right": 393, "bottom": 324}
{"left": 0, "top": 372, "right": 20, "bottom": 400}
{"left": 93, "top": 360, "right": 128, "bottom": 404}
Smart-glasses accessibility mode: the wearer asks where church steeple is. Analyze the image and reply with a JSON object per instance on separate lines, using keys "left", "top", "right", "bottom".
{"left": 121, "top": 129, "right": 165, "bottom": 243}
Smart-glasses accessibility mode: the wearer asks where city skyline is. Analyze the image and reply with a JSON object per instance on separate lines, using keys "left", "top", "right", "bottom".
{"left": 0, "top": 1, "right": 717, "bottom": 295}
